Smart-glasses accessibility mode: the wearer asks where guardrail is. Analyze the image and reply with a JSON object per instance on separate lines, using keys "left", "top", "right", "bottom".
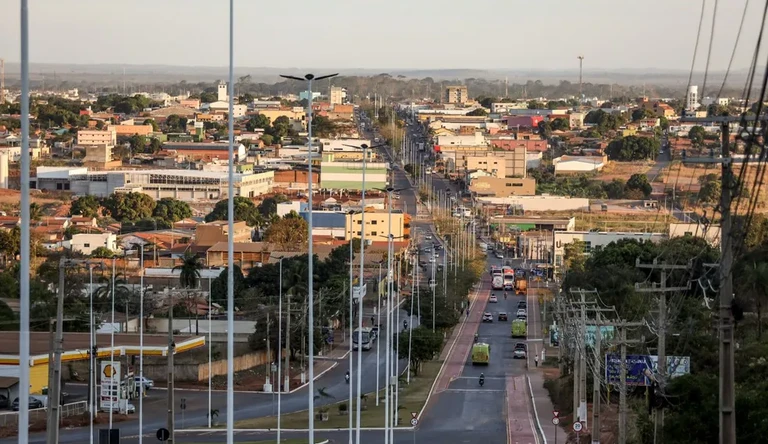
{"left": 0, "top": 400, "right": 87, "bottom": 428}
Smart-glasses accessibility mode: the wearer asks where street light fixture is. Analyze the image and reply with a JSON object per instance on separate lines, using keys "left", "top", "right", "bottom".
{"left": 279, "top": 72, "right": 338, "bottom": 444}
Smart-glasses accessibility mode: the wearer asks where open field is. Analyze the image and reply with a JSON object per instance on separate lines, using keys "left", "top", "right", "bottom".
{"left": 233, "top": 360, "right": 441, "bottom": 429}
{"left": 595, "top": 161, "right": 654, "bottom": 182}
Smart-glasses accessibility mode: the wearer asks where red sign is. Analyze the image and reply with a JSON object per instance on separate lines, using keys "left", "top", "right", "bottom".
{"left": 553, "top": 411, "right": 559, "bottom": 417}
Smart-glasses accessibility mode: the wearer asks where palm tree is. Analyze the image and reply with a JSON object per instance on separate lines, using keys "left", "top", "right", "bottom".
{"left": 94, "top": 270, "right": 131, "bottom": 332}
{"left": 173, "top": 252, "right": 204, "bottom": 334}
{"left": 740, "top": 261, "right": 768, "bottom": 339}
{"left": 29, "top": 203, "right": 43, "bottom": 222}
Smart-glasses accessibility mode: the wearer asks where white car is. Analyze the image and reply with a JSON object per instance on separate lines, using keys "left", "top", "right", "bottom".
{"left": 495, "top": 252, "right": 504, "bottom": 259}
{"left": 516, "top": 308, "right": 527, "bottom": 318}
{"left": 135, "top": 376, "right": 154, "bottom": 390}
{"left": 482, "top": 312, "right": 493, "bottom": 323}
{"left": 425, "top": 235, "right": 433, "bottom": 240}
{"left": 429, "top": 257, "right": 435, "bottom": 263}
{"left": 489, "top": 295, "right": 498, "bottom": 303}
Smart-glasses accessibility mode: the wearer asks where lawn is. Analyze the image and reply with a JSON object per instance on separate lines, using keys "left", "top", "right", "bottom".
{"left": 234, "top": 360, "right": 442, "bottom": 429}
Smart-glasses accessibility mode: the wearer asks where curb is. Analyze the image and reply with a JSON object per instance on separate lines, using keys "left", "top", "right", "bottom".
{"left": 527, "top": 375, "right": 547, "bottom": 444}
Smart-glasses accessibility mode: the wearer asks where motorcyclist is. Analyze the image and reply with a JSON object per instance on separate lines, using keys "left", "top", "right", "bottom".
{"left": 479, "top": 373, "right": 485, "bottom": 387}
{"left": 345, "top": 370, "right": 350, "bottom": 383}
{"left": 474, "top": 333, "right": 479, "bottom": 343}
{"left": 403, "top": 319, "right": 408, "bottom": 330}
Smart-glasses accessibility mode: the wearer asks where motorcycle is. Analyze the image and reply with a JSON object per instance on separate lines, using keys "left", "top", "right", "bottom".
{"left": 479, "top": 373, "right": 485, "bottom": 387}
{"left": 345, "top": 371, "right": 350, "bottom": 384}
{"left": 474, "top": 333, "right": 479, "bottom": 343}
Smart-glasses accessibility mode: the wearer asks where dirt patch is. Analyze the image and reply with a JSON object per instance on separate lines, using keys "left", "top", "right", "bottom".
{"left": 172, "top": 359, "right": 333, "bottom": 392}
{"left": 596, "top": 161, "right": 653, "bottom": 182}
{"left": 0, "top": 412, "right": 130, "bottom": 438}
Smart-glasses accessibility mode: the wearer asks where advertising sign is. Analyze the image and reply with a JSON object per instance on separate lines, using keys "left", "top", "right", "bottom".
{"left": 585, "top": 326, "right": 615, "bottom": 348}
{"left": 100, "top": 361, "right": 121, "bottom": 410}
{"left": 605, "top": 354, "right": 691, "bottom": 386}
{"left": 353, "top": 283, "right": 367, "bottom": 301}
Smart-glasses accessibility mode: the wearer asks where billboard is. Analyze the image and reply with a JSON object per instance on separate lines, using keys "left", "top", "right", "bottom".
{"left": 585, "top": 326, "right": 615, "bottom": 348}
{"left": 100, "top": 361, "right": 121, "bottom": 410}
{"left": 604, "top": 354, "right": 691, "bottom": 386}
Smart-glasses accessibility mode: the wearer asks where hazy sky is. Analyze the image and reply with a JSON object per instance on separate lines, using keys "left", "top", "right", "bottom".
{"left": 0, "top": 0, "right": 763, "bottom": 71}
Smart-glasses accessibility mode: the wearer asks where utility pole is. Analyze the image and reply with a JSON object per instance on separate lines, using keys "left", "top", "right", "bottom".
{"left": 46, "top": 259, "right": 67, "bottom": 444}
{"left": 615, "top": 321, "right": 644, "bottom": 444}
{"left": 678, "top": 116, "right": 767, "bottom": 444}
{"left": 167, "top": 294, "right": 176, "bottom": 444}
{"left": 635, "top": 259, "right": 690, "bottom": 443}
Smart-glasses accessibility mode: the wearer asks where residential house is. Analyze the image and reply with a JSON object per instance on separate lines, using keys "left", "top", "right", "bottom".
{"left": 205, "top": 241, "right": 273, "bottom": 270}
{"left": 194, "top": 220, "right": 253, "bottom": 247}
{"left": 63, "top": 233, "right": 117, "bottom": 255}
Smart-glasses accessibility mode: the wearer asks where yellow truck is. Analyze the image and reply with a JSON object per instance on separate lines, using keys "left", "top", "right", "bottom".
{"left": 511, "top": 319, "right": 527, "bottom": 338}
{"left": 471, "top": 343, "right": 490, "bottom": 365}
{"left": 515, "top": 277, "right": 527, "bottom": 295}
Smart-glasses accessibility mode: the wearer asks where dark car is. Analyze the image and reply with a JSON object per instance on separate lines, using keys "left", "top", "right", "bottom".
{"left": 12, "top": 397, "right": 43, "bottom": 411}
{"left": 498, "top": 312, "right": 508, "bottom": 321}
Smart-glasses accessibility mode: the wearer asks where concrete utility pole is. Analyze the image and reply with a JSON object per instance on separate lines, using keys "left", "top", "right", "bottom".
{"left": 678, "top": 116, "right": 768, "bottom": 444}
{"left": 167, "top": 294, "right": 176, "bottom": 443}
{"left": 635, "top": 259, "right": 690, "bottom": 443}
{"left": 46, "top": 259, "right": 67, "bottom": 444}
{"left": 615, "top": 321, "right": 644, "bottom": 444}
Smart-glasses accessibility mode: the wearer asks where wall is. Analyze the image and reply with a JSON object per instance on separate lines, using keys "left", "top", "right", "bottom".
{"left": 553, "top": 231, "right": 666, "bottom": 267}
{"left": 469, "top": 177, "right": 536, "bottom": 197}
{"left": 476, "top": 196, "right": 590, "bottom": 212}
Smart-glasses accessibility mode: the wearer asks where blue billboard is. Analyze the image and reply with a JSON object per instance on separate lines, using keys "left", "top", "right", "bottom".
{"left": 604, "top": 354, "right": 691, "bottom": 386}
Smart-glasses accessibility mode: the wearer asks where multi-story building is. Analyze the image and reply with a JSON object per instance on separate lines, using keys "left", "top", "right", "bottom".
{"left": 444, "top": 86, "right": 469, "bottom": 104}
{"left": 77, "top": 129, "right": 117, "bottom": 147}
{"left": 465, "top": 147, "right": 527, "bottom": 178}
{"left": 195, "top": 220, "right": 253, "bottom": 246}
{"left": 162, "top": 142, "right": 247, "bottom": 163}
{"left": 330, "top": 86, "right": 345, "bottom": 105}
{"left": 107, "top": 123, "right": 154, "bottom": 137}
{"left": 468, "top": 177, "right": 536, "bottom": 197}
{"left": 344, "top": 209, "right": 408, "bottom": 242}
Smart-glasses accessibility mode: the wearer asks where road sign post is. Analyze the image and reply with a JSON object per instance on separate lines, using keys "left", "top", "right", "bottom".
{"left": 553, "top": 411, "right": 560, "bottom": 444}
{"left": 573, "top": 421, "right": 583, "bottom": 442}
{"left": 156, "top": 428, "right": 169, "bottom": 442}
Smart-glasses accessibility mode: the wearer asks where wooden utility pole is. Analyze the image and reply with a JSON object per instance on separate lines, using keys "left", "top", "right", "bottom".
{"left": 635, "top": 259, "right": 690, "bottom": 443}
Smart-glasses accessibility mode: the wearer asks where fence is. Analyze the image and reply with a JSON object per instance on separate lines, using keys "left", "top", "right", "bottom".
{"left": 140, "top": 349, "right": 281, "bottom": 382}
{"left": 0, "top": 401, "right": 87, "bottom": 429}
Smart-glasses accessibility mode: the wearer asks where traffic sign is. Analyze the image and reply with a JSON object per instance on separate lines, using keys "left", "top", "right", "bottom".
{"left": 410, "top": 418, "right": 418, "bottom": 426}
{"left": 553, "top": 410, "right": 559, "bottom": 418}
{"left": 552, "top": 417, "right": 560, "bottom": 425}
{"left": 573, "top": 422, "right": 583, "bottom": 432}
{"left": 156, "top": 428, "right": 170, "bottom": 441}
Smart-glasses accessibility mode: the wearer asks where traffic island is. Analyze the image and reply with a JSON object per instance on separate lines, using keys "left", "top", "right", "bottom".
{"left": 233, "top": 360, "right": 441, "bottom": 429}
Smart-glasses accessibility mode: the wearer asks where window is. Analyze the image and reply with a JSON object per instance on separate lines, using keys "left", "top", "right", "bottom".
{"left": 84, "top": 243, "right": 91, "bottom": 248}
{"left": 371, "top": 220, "right": 377, "bottom": 225}
{"left": 371, "top": 231, "right": 378, "bottom": 236}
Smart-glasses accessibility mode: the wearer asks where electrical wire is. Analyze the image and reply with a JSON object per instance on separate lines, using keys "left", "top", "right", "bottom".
{"left": 686, "top": 0, "right": 709, "bottom": 98}
{"left": 717, "top": 0, "right": 751, "bottom": 99}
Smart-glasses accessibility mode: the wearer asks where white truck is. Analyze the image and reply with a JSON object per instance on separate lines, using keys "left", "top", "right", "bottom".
{"left": 492, "top": 275, "right": 504, "bottom": 290}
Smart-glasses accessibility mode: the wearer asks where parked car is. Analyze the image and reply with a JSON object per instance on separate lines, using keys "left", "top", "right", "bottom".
{"left": 12, "top": 397, "right": 43, "bottom": 411}
{"left": 482, "top": 312, "right": 493, "bottom": 323}
{"left": 513, "top": 343, "right": 527, "bottom": 359}
{"left": 498, "top": 312, "right": 508, "bottom": 321}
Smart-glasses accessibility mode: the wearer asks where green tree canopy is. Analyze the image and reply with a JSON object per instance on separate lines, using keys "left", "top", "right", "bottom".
{"left": 153, "top": 197, "right": 192, "bottom": 223}
{"left": 606, "top": 135, "right": 660, "bottom": 161}
{"left": 70, "top": 195, "right": 101, "bottom": 218}
{"left": 205, "top": 196, "right": 262, "bottom": 226}
{"left": 466, "top": 108, "right": 487, "bottom": 116}
{"left": 688, "top": 126, "right": 706, "bottom": 146}
{"left": 625, "top": 173, "right": 652, "bottom": 198}
{"left": 264, "top": 213, "right": 308, "bottom": 251}
{"left": 102, "top": 192, "right": 156, "bottom": 222}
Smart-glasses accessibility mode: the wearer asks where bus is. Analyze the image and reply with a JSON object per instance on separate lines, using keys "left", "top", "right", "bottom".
{"left": 503, "top": 267, "right": 515, "bottom": 290}
{"left": 511, "top": 319, "right": 527, "bottom": 338}
{"left": 353, "top": 327, "right": 374, "bottom": 351}
{"left": 471, "top": 343, "right": 490, "bottom": 365}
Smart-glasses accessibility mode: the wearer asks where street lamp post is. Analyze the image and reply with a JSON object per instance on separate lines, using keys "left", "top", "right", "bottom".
{"left": 346, "top": 210, "right": 355, "bottom": 444}
{"left": 277, "top": 257, "right": 285, "bottom": 444}
{"left": 139, "top": 245, "right": 145, "bottom": 444}
{"left": 279, "top": 72, "right": 338, "bottom": 443}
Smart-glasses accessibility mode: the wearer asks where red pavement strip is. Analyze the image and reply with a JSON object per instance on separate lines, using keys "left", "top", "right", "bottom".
{"left": 506, "top": 375, "right": 538, "bottom": 444}
{"left": 433, "top": 277, "right": 490, "bottom": 394}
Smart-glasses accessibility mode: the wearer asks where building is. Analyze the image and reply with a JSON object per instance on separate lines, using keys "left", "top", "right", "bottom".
{"left": 205, "top": 242, "right": 272, "bottom": 270}
{"left": 179, "top": 98, "right": 200, "bottom": 109}
{"left": 553, "top": 155, "right": 607, "bottom": 175}
{"left": 641, "top": 101, "right": 676, "bottom": 119}
{"left": 107, "top": 123, "right": 154, "bottom": 137}
{"left": 62, "top": 233, "right": 118, "bottom": 255}
{"left": 195, "top": 220, "right": 253, "bottom": 246}
{"left": 344, "top": 209, "right": 408, "bottom": 242}
{"left": 162, "top": 142, "right": 247, "bottom": 162}
{"left": 67, "top": 169, "right": 274, "bottom": 202}
{"left": 569, "top": 112, "right": 585, "bottom": 129}
{"left": 330, "top": 86, "right": 345, "bottom": 105}
{"left": 299, "top": 210, "right": 348, "bottom": 239}
{"left": 444, "top": 86, "right": 469, "bottom": 104}
{"left": 489, "top": 137, "right": 548, "bottom": 153}
{"left": 468, "top": 177, "right": 536, "bottom": 197}
{"left": 320, "top": 160, "right": 388, "bottom": 191}
{"left": 217, "top": 81, "right": 228, "bottom": 102}
{"left": 83, "top": 145, "right": 115, "bottom": 168}
{"left": 77, "top": 129, "right": 116, "bottom": 147}
{"left": 504, "top": 115, "right": 544, "bottom": 130}
{"left": 465, "top": 147, "right": 527, "bottom": 178}
{"left": 33, "top": 166, "right": 88, "bottom": 191}
{"left": 299, "top": 91, "right": 322, "bottom": 101}
{"left": 686, "top": 85, "right": 699, "bottom": 112}
{"left": 553, "top": 230, "right": 666, "bottom": 272}
{"left": 668, "top": 223, "right": 721, "bottom": 246}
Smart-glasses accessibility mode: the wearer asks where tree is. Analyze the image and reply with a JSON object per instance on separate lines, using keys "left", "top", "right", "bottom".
{"left": 0, "top": 227, "right": 21, "bottom": 258}
{"left": 205, "top": 196, "right": 262, "bottom": 226}
{"left": 143, "top": 119, "right": 159, "bottom": 131}
{"left": 165, "top": 115, "right": 187, "bottom": 132}
{"left": 625, "top": 173, "right": 652, "bottom": 198}
{"left": 271, "top": 116, "right": 293, "bottom": 139}
{"left": 311, "top": 115, "right": 338, "bottom": 138}
{"left": 563, "top": 240, "right": 587, "bottom": 272}
{"left": 688, "top": 126, "right": 706, "bottom": 146}
{"left": 70, "top": 195, "right": 101, "bottom": 218}
{"left": 257, "top": 195, "right": 288, "bottom": 218}
{"left": 173, "top": 252, "right": 204, "bottom": 333}
{"left": 737, "top": 261, "right": 768, "bottom": 339}
{"left": 153, "top": 197, "right": 192, "bottom": 223}
{"left": 604, "top": 179, "right": 626, "bottom": 199}
{"left": 90, "top": 246, "right": 114, "bottom": 258}
{"left": 264, "top": 213, "right": 309, "bottom": 251}
{"left": 697, "top": 173, "right": 721, "bottom": 204}
{"left": 537, "top": 121, "right": 552, "bottom": 139}
{"left": 550, "top": 118, "right": 569, "bottom": 131}
{"left": 260, "top": 134, "right": 274, "bottom": 146}
{"left": 528, "top": 100, "right": 545, "bottom": 109}
{"left": 466, "top": 108, "right": 487, "bottom": 116}
{"left": 102, "top": 192, "right": 156, "bottom": 222}
{"left": 200, "top": 91, "right": 217, "bottom": 103}
{"left": 246, "top": 114, "right": 271, "bottom": 132}
{"left": 605, "top": 135, "right": 660, "bottom": 161}
{"left": 397, "top": 326, "right": 443, "bottom": 375}
{"left": 210, "top": 266, "right": 247, "bottom": 308}
{"left": 0, "top": 300, "right": 17, "bottom": 331}
{"left": 631, "top": 108, "right": 655, "bottom": 121}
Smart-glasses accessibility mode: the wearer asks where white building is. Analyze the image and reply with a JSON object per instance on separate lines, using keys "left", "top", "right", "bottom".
{"left": 76, "top": 129, "right": 116, "bottom": 147}
{"left": 63, "top": 233, "right": 118, "bottom": 255}
{"left": 701, "top": 97, "right": 730, "bottom": 107}
{"left": 553, "top": 156, "right": 606, "bottom": 175}
{"left": 63, "top": 168, "right": 274, "bottom": 202}
{"left": 553, "top": 231, "right": 666, "bottom": 271}
{"left": 668, "top": 223, "right": 721, "bottom": 247}
{"left": 436, "top": 132, "right": 488, "bottom": 147}
{"left": 217, "top": 81, "right": 228, "bottom": 102}
{"left": 686, "top": 85, "right": 700, "bottom": 112}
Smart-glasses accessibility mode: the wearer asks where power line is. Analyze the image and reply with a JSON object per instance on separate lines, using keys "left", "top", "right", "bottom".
{"left": 700, "top": 0, "right": 720, "bottom": 98}
{"left": 717, "top": 0, "right": 751, "bottom": 99}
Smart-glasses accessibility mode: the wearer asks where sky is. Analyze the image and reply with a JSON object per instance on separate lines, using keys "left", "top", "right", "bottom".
{"left": 0, "top": 0, "right": 764, "bottom": 72}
